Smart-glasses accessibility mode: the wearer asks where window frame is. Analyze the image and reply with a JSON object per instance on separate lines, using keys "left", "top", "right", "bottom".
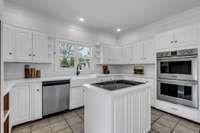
{"left": 54, "top": 39, "right": 93, "bottom": 73}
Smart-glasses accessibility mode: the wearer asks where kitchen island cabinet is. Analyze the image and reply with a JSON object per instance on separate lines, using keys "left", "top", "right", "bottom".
{"left": 84, "top": 79, "right": 152, "bottom": 133}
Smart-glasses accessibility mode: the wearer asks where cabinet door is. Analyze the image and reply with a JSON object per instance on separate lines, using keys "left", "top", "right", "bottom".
{"left": 13, "top": 27, "right": 33, "bottom": 62}
{"left": 10, "top": 83, "right": 30, "bottom": 125}
{"left": 112, "top": 47, "right": 121, "bottom": 64}
{"left": 33, "top": 32, "right": 49, "bottom": 63}
{"left": 143, "top": 39, "right": 156, "bottom": 64}
{"left": 70, "top": 86, "right": 84, "bottom": 110}
{"left": 155, "top": 31, "right": 173, "bottom": 50}
{"left": 3, "top": 24, "right": 15, "bottom": 61}
{"left": 133, "top": 42, "right": 143, "bottom": 63}
{"left": 126, "top": 46, "right": 134, "bottom": 64}
{"left": 102, "top": 46, "right": 112, "bottom": 64}
{"left": 174, "top": 25, "right": 198, "bottom": 47}
{"left": 30, "top": 82, "right": 42, "bottom": 121}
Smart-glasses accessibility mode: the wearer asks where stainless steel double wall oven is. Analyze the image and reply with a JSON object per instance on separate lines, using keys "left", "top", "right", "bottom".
{"left": 157, "top": 48, "right": 198, "bottom": 108}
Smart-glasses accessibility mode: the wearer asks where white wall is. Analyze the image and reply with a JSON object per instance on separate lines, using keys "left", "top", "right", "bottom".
{"left": 118, "top": 6, "right": 200, "bottom": 45}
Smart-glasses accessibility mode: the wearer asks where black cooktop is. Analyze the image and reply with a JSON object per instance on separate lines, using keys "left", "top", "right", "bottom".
{"left": 92, "top": 80, "right": 144, "bottom": 91}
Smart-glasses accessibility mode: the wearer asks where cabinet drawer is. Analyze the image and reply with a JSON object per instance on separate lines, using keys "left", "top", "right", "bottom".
{"left": 156, "top": 100, "right": 199, "bottom": 122}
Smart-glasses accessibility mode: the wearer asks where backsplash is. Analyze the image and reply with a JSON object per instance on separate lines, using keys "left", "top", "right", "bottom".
{"left": 4, "top": 63, "right": 155, "bottom": 80}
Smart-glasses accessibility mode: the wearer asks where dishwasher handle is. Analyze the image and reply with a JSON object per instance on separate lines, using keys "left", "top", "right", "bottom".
{"left": 42, "top": 80, "right": 70, "bottom": 86}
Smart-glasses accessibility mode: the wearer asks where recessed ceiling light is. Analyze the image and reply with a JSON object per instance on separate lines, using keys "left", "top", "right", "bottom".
{"left": 116, "top": 28, "right": 121, "bottom": 32}
{"left": 79, "top": 18, "right": 85, "bottom": 22}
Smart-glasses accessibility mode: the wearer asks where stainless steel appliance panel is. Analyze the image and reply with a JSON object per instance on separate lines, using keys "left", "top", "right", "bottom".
{"left": 42, "top": 80, "right": 70, "bottom": 116}
{"left": 157, "top": 56, "right": 198, "bottom": 81}
{"left": 157, "top": 79, "right": 198, "bottom": 108}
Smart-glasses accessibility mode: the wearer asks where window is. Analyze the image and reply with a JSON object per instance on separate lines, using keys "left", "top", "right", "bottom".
{"left": 56, "top": 40, "right": 75, "bottom": 71}
{"left": 77, "top": 46, "right": 92, "bottom": 69}
{"left": 55, "top": 40, "right": 93, "bottom": 72}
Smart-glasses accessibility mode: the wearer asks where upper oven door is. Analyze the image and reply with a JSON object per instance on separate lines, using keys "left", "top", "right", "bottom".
{"left": 157, "top": 56, "right": 198, "bottom": 81}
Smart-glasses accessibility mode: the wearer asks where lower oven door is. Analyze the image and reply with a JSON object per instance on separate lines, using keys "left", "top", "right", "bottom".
{"left": 157, "top": 79, "right": 198, "bottom": 108}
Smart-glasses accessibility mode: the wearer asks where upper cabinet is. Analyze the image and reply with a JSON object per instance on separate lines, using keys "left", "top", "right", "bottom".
{"left": 101, "top": 38, "right": 155, "bottom": 65}
{"left": 143, "top": 39, "right": 156, "bottom": 64}
{"left": 3, "top": 24, "right": 51, "bottom": 63}
{"left": 3, "top": 24, "right": 15, "bottom": 61}
{"left": 32, "top": 32, "right": 49, "bottom": 63}
{"left": 156, "top": 25, "right": 199, "bottom": 51}
{"left": 13, "top": 27, "right": 33, "bottom": 62}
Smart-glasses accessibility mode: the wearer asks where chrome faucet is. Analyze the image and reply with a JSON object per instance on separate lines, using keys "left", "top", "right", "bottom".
{"left": 76, "top": 64, "right": 82, "bottom": 76}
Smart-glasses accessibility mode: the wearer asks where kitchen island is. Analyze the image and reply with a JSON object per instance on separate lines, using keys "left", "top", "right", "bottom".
{"left": 84, "top": 79, "right": 152, "bottom": 133}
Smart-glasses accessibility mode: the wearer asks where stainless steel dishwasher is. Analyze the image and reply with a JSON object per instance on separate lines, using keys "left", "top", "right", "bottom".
{"left": 42, "top": 80, "right": 70, "bottom": 116}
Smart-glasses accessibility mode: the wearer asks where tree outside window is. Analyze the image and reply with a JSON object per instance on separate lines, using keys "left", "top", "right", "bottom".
{"left": 58, "top": 41, "right": 75, "bottom": 68}
{"left": 77, "top": 46, "right": 91, "bottom": 69}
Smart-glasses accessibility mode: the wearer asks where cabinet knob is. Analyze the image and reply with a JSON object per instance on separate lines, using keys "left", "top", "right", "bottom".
{"left": 28, "top": 54, "right": 32, "bottom": 56}
{"left": 36, "top": 89, "right": 39, "bottom": 92}
{"left": 170, "top": 41, "right": 174, "bottom": 44}
{"left": 33, "top": 54, "right": 36, "bottom": 57}
{"left": 174, "top": 40, "right": 178, "bottom": 43}
{"left": 9, "top": 52, "right": 12, "bottom": 55}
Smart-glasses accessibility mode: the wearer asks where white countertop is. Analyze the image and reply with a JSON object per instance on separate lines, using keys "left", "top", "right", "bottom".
{"left": 4, "top": 74, "right": 155, "bottom": 95}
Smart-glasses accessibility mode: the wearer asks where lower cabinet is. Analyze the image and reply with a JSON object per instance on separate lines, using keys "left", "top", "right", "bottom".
{"left": 30, "top": 83, "right": 42, "bottom": 121}
{"left": 70, "top": 86, "right": 84, "bottom": 110}
{"left": 10, "top": 82, "right": 42, "bottom": 126}
{"left": 10, "top": 83, "right": 30, "bottom": 126}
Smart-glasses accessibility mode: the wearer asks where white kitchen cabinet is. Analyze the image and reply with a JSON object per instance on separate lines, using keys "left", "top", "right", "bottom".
{"left": 10, "top": 83, "right": 30, "bottom": 126}
{"left": 3, "top": 24, "right": 50, "bottom": 63}
{"left": 30, "top": 82, "right": 42, "bottom": 121}
{"left": 112, "top": 47, "right": 121, "bottom": 64}
{"left": 13, "top": 27, "right": 33, "bottom": 62}
{"left": 102, "top": 46, "right": 112, "bottom": 64}
{"left": 70, "top": 86, "right": 84, "bottom": 109}
{"left": 32, "top": 32, "right": 49, "bottom": 63}
{"left": 143, "top": 39, "right": 156, "bottom": 64}
{"left": 10, "top": 82, "right": 43, "bottom": 126}
{"left": 155, "top": 31, "right": 173, "bottom": 50}
{"left": 174, "top": 25, "right": 198, "bottom": 48}
{"left": 3, "top": 24, "right": 15, "bottom": 61}
{"left": 133, "top": 42, "right": 143, "bottom": 64}
{"left": 156, "top": 25, "right": 199, "bottom": 50}
{"left": 121, "top": 46, "right": 133, "bottom": 64}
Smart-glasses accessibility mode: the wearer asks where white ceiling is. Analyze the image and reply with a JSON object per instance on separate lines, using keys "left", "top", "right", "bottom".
{"left": 6, "top": 0, "right": 200, "bottom": 34}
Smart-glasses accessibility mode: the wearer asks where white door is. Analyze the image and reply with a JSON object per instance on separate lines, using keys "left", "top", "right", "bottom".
{"left": 3, "top": 24, "right": 15, "bottom": 61}
{"left": 133, "top": 42, "right": 143, "bottom": 63}
{"left": 13, "top": 27, "right": 33, "bottom": 62}
{"left": 30, "top": 82, "right": 42, "bottom": 121}
{"left": 70, "top": 86, "right": 84, "bottom": 110}
{"left": 33, "top": 32, "right": 49, "bottom": 63}
{"left": 155, "top": 31, "right": 173, "bottom": 50}
{"left": 143, "top": 39, "right": 156, "bottom": 64}
{"left": 10, "top": 83, "right": 30, "bottom": 125}
{"left": 174, "top": 25, "right": 198, "bottom": 47}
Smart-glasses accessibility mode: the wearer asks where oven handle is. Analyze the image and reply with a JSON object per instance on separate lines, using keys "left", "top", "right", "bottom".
{"left": 157, "top": 79, "right": 198, "bottom": 86}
